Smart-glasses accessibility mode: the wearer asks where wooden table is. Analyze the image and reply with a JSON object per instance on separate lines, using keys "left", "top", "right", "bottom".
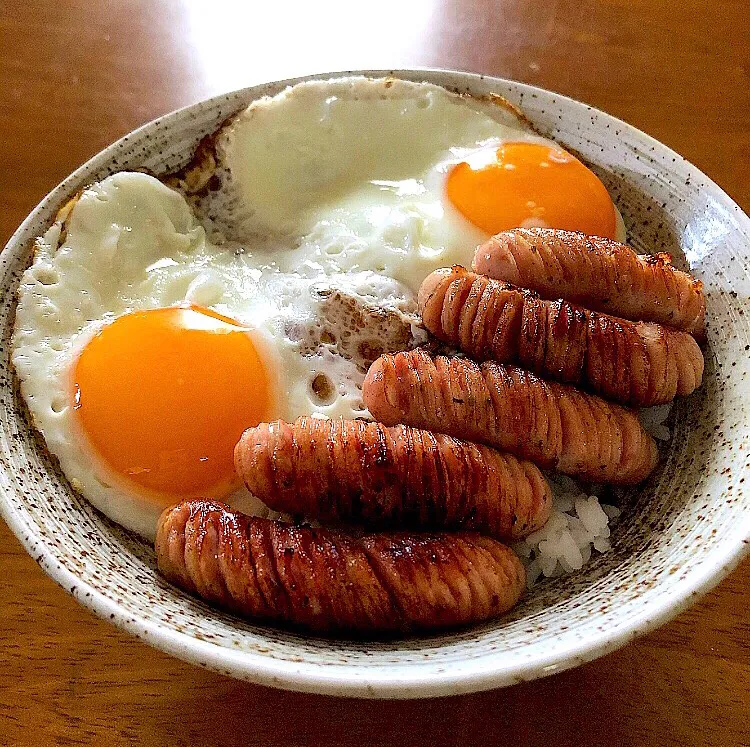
{"left": 1, "top": 1, "right": 748, "bottom": 744}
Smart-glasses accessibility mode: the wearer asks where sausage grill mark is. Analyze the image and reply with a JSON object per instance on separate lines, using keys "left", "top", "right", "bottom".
{"left": 472, "top": 228, "right": 706, "bottom": 339}
{"left": 156, "top": 500, "right": 526, "bottom": 634}
{"left": 363, "top": 350, "right": 658, "bottom": 485}
{"left": 235, "top": 417, "right": 552, "bottom": 540}
{"left": 418, "top": 266, "right": 704, "bottom": 407}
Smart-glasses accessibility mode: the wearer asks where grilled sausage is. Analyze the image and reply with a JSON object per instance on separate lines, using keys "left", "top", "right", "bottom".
{"left": 472, "top": 228, "right": 706, "bottom": 338}
{"left": 156, "top": 500, "right": 526, "bottom": 634}
{"left": 418, "top": 266, "right": 704, "bottom": 406}
{"left": 235, "top": 417, "right": 551, "bottom": 540}
{"left": 363, "top": 350, "right": 658, "bottom": 484}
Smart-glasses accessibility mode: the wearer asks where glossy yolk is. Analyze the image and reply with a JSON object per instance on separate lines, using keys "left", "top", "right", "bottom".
{"left": 71, "top": 304, "right": 273, "bottom": 501}
{"left": 446, "top": 141, "right": 617, "bottom": 239}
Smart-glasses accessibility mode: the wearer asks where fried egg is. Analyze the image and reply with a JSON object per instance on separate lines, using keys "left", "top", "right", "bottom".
{"left": 13, "top": 77, "right": 626, "bottom": 540}
{"left": 192, "top": 77, "right": 624, "bottom": 289}
{"left": 13, "top": 172, "right": 406, "bottom": 537}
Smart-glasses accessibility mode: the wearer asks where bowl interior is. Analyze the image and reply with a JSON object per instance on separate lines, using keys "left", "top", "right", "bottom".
{"left": 1, "top": 69, "right": 748, "bottom": 697}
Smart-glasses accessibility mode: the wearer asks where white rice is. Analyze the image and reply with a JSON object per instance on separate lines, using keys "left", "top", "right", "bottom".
{"left": 514, "top": 402, "right": 672, "bottom": 587}
{"left": 637, "top": 402, "right": 673, "bottom": 442}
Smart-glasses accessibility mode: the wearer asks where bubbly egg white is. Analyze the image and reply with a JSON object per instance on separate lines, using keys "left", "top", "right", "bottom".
{"left": 13, "top": 172, "right": 408, "bottom": 538}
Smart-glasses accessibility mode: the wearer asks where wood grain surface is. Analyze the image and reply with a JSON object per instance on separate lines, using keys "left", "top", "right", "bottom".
{"left": 1, "top": 1, "right": 748, "bottom": 745}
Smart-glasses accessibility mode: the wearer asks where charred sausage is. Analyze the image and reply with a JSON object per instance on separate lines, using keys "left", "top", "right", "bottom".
{"left": 472, "top": 228, "right": 706, "bottom": 338}
{"left": 418, "top": 266, "right": 704, "bottom": 406}
{"left": 363, "top": 350, "right": 658, "bottom": 484}
{"left": 156, "top": 500, "right": 526, "bottom": 634}
{"left": 235, "top": 417, "right": 551, "bottom": 540}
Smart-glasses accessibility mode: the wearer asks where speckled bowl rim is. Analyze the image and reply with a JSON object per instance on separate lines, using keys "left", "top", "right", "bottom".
{"left": 1, "top": 68, "right": 748, "bottom": 698}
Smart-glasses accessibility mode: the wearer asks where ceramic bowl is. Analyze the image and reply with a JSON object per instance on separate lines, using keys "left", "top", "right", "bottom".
{"left": 1, "top": 69, "right": 748, "bottom": 698}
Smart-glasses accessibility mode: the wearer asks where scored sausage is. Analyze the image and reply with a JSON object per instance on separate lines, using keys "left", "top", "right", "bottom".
{"left": 418, "top": 266, "right": 704, "bottom": 407}
{"left": 156, "top": 500, "right": 526, "bottom": 634}
{"left": 235, "top": 417, "right": 551, "bottom": 540}
{"left": 363, "top": 350, "right": 658, "bottom": 484}
{"left": 472, "top": 228, "right": 706, "bottom": 339}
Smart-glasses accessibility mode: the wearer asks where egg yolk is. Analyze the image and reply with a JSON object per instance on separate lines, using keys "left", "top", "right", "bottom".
{"left": 71, "top": 305, "right": 273, "bottom": 501}
{"left": 446, "top": 141, "right": 617, "bottom": 239}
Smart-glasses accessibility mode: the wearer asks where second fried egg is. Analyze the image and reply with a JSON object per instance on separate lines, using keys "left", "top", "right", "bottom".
{"left": 194, "top": 76, "right": 624, "bottom": 290}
